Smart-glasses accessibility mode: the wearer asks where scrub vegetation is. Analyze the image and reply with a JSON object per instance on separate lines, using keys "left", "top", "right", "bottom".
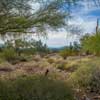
{"left": 0, "top": 0, "right": 100, "bottom": 100}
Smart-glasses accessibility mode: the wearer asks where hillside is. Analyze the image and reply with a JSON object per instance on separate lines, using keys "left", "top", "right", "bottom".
{"left": 0, "top": 54, "right": 99, "bottom": 100}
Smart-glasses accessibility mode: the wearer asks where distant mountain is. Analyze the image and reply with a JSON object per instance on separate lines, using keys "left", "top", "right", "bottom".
{"left": 48, "top": 46, "right": 66, "bottom": 52}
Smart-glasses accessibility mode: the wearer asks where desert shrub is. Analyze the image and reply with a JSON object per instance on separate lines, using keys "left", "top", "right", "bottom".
{"left": 47, "top": 58, "right": 55, "bottom": 64}
{"left": 89, "top": 67, "right": 100, "bottom": 93}
{"left": 1, "top": 48, "right": 17, "bottom": 62}
{"left": 0, "top": 75, "right": 74, "bottom": 100}
{"left": 81, "top": 33, "right": 100, "bottom": 56}
{"left": 0, "top": 58, "right": 5, "bottom": 64}
{"left": 59, "top": 49, "right": 69, "bottom": 59}
{"left": 56, "top": 62, "right": 66, "bottom": 70}
{"left": 59, "top": 42, "right": 80, "bottom": 59}
{"left": 68, "top": 59, "right": 100, "bottom": 93}
{"left": 0, "top": 48, "right": 29, "bottom": 64}
{"left": 69, "top": 63, "right": 94, "bottom": 88}
{"left": 0, "top": 62, "right": 14, "bottom": 72}
{"left": 33, "top": 55, "right": 41, "bottom": 62}
{"left": 21, "top": 48, "right": 37, "bottom": 55}
{"left": 59, "top": 48, "right": 80, "bottom": 59}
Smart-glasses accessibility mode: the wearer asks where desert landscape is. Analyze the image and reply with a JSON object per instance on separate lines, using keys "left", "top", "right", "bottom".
{"left": 0, "top": 0, "right": 100, "bottom": 100}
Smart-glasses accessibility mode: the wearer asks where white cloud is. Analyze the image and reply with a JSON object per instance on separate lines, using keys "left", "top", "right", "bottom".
{"left": 43, "top": 11, "right": 97, "bottom": 47}
{"left": 41, "top": 31, "right": 79, "bottom": 48}
{"left": 70, "top": 16, "right": 96, "bottom": 33}
{"left": 30, "top": 2, "right": 100, "bottom": 47}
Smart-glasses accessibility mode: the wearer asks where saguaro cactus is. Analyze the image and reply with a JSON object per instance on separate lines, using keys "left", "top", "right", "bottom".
{"left": 96, "top": 18, "right": 99, "bottom": 33}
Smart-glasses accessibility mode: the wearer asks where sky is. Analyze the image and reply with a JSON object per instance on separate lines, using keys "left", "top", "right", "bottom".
{"left": 0, "top": 1, "right": 100, "bottom": 48}
{"left": 40, "top": 1, "right": 100, "bottom": 48}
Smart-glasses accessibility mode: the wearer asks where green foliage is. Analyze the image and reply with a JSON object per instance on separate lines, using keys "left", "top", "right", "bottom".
{"left": 4, "top": 39, "right": 50, "bottom": 56}
{"left": 59, "top": 43, "right": 80, "bottom": 59}
{"left": 59, "top": 48, "right": 69, "bottom": 59}
{"left": 68, "top": 58, "right": 100, "bottom": 93}
{"left": 0, "top": 0, "right": 99, "bottom": 35}
{"left": 0, "top": 75, "right": 74, "bottom": 100}
{"left": 21, "top": 48, "right": 37, "bottom": 55}
{"left": 69, "top": 63, "right": 94, "bottom": 88}
{"left": 0, "top": 48, "right": 17, "bottom": 62}
{"left": 0, "top": 58, "right": 5, "bottom": 64}
{"left": 81, "top": 33, "right": 100, "bottom": 55}
{"left": 0, "top": 47, "right": 30, "bottom": 64}
{"left": 89, "top": 65, "right": 100, "bottom": 93}
{"left": 34, "top": 40, "right": 50, "bottom": 54}
{"left": 0, "top": 0, "right": 32, "bottom": 34}
{"left": 0, "top": 0, "right": 68, "bottom": 35}
{"left": 56, "top": 62, "right": 66, "bottom": 70}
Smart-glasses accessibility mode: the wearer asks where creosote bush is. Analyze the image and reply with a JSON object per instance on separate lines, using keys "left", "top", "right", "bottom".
{"left": 0, "top": 48, "right": 17, "bottom": 62}
{"left": 68, "top": 58, "right": 100, "bottom": 93}
{"left": 59, "top": 48, "right": 79, "bottom": 59}
{"left": 59, "top": 49, "right": 69, "bottom": 59}
{"left": 0, "top": 75, "right": 74, "bottom": 100}
{"left": 47, "top": 58, "right": 55, "bottom": 64}
{"left": 56, "top": 62, "right": 66, "bottom": 70}
{"left": 0, "top": 48, "right": 30, "bottom": 64}
{"left": 89, "top": 66, "right": 100, "bottom": 93}
{"left": 81, "top": 33, "right": 100, "bottom": 56}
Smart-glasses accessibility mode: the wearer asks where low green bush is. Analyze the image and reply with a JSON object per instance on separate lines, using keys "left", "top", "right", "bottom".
{"left": 68, "top": 59, "right": 100, "bottom": 93}
{"left": 0, "top": 58, "right": 5, "bottom": 64}
{"left": 0, "top": 48, "right": 17, "bottom": 62}
{"left": 81, "top": 33, "right": 100, "bottom": 56}
{"left": 59, "top": 48, "right": 78, "bottom": 59}
{"left": 89, "top": 67, "right": 100, "bottom": 93}
{"left": 0, "top": 48, "right": 31, "bottom": 64}
{"left": 56, "top": 62, "right": 66, "bottom": 70}
{"left": 69, "top": 63, "right": 94, "bottom": 88}
{"left": 0, "top": 75, "right": 74, "bottom": 100}
{"left": 59, "top": 49, "right": 68, "bottom": 59}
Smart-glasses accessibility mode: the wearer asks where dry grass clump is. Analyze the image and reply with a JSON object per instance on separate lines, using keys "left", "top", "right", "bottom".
{"left": 21, "top": 62, "right": 40, "bottom": 73}
{"left": 0, "top": 62, "right": 14, "bottom": 72}
{"left": 47, "top": 58, "right": 55, "bottom": 64}
{"left": 57, "top": 57, "right": 91, "bottom": 73}
{"left": 32, "top": 55, "right": 41, "bottom": 62}
{"left": 55, "top": 62, "right": 67, "bottom": 71}
{"left": 38, "top": 61, "right": 50, "bottom": 68}
{"left": 18, "top": 60, "right": 50, "bottom": 75}
{"left": 64, "top": 60, "right": 80, "bottom": 72}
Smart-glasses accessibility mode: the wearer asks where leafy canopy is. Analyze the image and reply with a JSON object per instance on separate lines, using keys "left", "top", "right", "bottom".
{"left": 0, "top": 0, "right": 72, "bottom": 35}
{"left": 0, "top": 0, "right": 99, "bottom": 35}
{"left": 81, "top": 33, "right": 100, "bottom": 55}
